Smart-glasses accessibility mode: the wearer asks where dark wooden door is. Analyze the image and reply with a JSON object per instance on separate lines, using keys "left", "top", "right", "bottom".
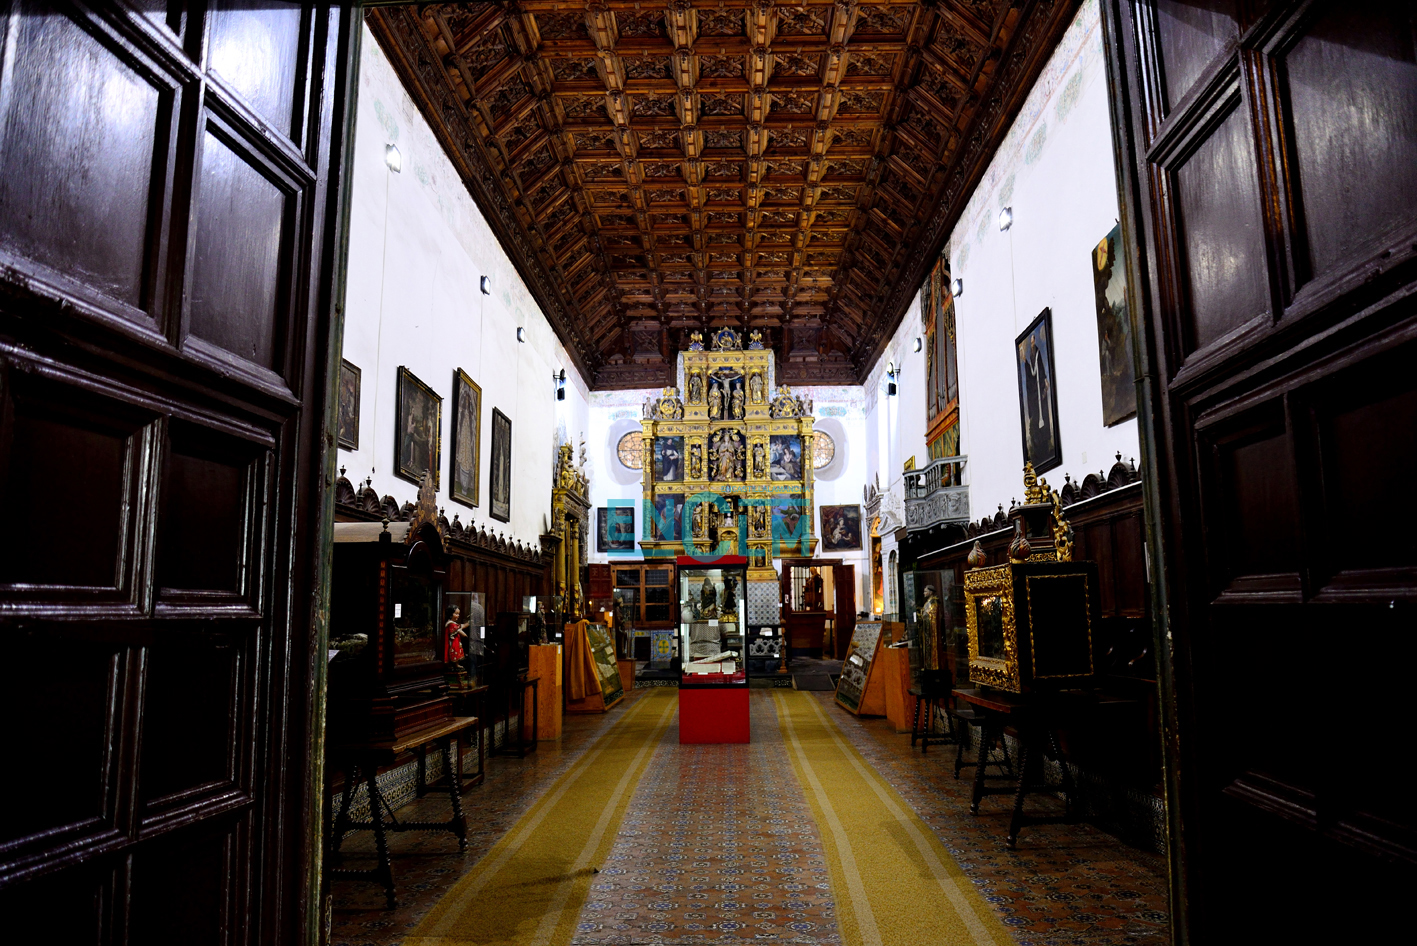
{"left": 1102, "top": 1, "right": 1417, "bottom": 941}
{"left": 0, "top": 3, "right": 354, "bottom": 943}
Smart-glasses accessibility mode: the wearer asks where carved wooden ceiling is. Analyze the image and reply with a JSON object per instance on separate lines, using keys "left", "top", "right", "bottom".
{"left": 367, "top": 0, "right": 1078, "bottom": 389}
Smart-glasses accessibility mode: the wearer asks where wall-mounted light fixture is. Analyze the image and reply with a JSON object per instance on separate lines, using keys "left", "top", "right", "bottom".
{"left": 913, "top": 336, "right": 923, "bottom": 353}
{"left": 516, "top": 327, "right": 526, "bottom": 343}
{"left": 951, "top": 276, "right": 964, "bottom": 297}
{"left": 554, "top": 368, "right": 566, "bottom": 401}
{"left": 384, "top": 143, "right": 402, "bottom": 173}
{"left": 998, "top": 206, "right": 1013, "bottom": 232}
{"left": 886, "top": 360, "right": 901, "bottom": 396}
{"left": 480, "top": 275, "right": 490, "bottom": 295}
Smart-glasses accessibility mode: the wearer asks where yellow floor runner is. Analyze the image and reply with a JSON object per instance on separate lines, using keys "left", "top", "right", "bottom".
{"left": 405, "top": 689, "right": 677, "bottom": 946}
{"left": 773, "top": 690, "right": 1012, "bottom": 946}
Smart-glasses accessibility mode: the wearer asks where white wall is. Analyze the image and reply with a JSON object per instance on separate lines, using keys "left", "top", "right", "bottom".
{"left": 948, "top": 0, "right": 1139, "bottom": 517}
{"left": 339, "top": 26, "right": 589, "bottom": 546}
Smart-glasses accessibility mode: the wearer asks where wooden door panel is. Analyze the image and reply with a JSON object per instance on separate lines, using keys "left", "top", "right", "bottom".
{"left": 187, "top": 120, "right": 298, "bottom": 373}
{"left": 1168, "top": 90, "right": 1272, "bottom": 353}
{"left": 0, "top": 366, "right": 155, "bottom": 602}
{"left": 1154, "top": 0, "right": 1238, "bottom": 108}
{"left": 0, "top": 639, "right": 125, "bottom": 849}
{"left": 138, "top": 635, "right": 246, "bottom": 812}
{"left": 0, "top": 2, "right": 352, "bottom": 942}
{"left": 1197, "top": 403, "right": 1302, "bottom": 599}
{"left": 206, "top": 0, "right": 309, "bottom": 139}
{"left": 1104, "top": 1, "right": 1417, "bottom": 939}
{"left": 1300, "top": 339, "right": 1417, "bottom": 595}
{"left": 1277, "top": 4, "right": 1417, "bottom": 285}
{"left": 155, "top": 420, "right": 268, "bottom": 610}
{"left": 0, "top": 3, "right": 178, "bottom": 321}
{"left": 128, "top": 822, "right": 238, "bottom": 946}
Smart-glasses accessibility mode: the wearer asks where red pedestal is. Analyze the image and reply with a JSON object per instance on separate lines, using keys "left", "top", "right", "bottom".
{"left": 678, "top": 687, "right": 750, "bottom": 744}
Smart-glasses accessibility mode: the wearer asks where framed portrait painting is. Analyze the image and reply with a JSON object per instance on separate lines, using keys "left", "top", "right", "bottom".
{"left": 598, "top": 505, "right": 636, "bottom": 552}
{"left": 489, "top": 407, "right": 511, "bottom": 522}
{"left": 337, "top": 359, "right": 360, "bottom": 449}
{"left": 820, "top": 504, "right": 863, "bottom": 552}
{"left": 1091, "top": 223, "right": 1137, "bottom": 426}
{"left": 769, "top": 435, "right": 803, "bottom": 481}
{"left": 395, "top": 366, "right": 441, "bottom": 488}
{"left": 450, "top": 368, "right": 481, "bottom": 508}
{"left": 1015, "top": 308, "right": 1062, "bottom": 475}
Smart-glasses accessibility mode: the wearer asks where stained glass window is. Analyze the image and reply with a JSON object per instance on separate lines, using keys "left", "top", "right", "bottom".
{"left": 617, "top": 431, "right": 643, "bottom": 469}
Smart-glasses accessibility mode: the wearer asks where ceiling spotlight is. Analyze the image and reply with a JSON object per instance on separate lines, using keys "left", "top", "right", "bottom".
{"left": 480, "top": 275, "right": 490, "bottom": 295}
{"left": 951, "top": 277, "right": 964, "bottom": 297}
{"left": 516, "top": 327, "right": 526, "bottom": 343}
{"left": 998, "top": 206, "right": 1013, "bottom": 231}
{"left": 384, "top": 143, "right": 402, "bottom": 173}
{"left": 913, "top": 337, "right": 923, "bottom": 353}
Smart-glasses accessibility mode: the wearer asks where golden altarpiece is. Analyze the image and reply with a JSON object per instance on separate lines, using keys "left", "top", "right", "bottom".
{"left": 638, "top": 328, "right": 817, "bottom": 580}
{"left": 548, "top": 442, "right": 590, "bottom": 618}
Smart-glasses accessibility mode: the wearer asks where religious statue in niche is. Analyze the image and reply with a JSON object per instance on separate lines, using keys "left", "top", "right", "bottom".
{"left": 750, "top": 504, "right": 768, "bottom": 536}
{"left": 710, "top": 428, "right": 746, "bottom": 481}
{"left": 708, "top": 378, "right": 724, "bottom": 419}
{"left": 688, "top": 369, "right": 704, "bottom": 404}
{"left": 688, "top": 441, "right": 703, "bottom": 479}
{"left": 752, "top": 442, "right": 766, "bottom": 479}
{"left": 730, "top": 383, "right": 745, "bottom": 419}
{"left": 692, "top": 500, "right": 706, "bottom": 538}
{"left": 748, "top": 370, "right": 765, "bottom": 404}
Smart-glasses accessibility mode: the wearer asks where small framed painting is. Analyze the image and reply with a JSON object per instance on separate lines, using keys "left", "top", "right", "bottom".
{"left": 820, "top": 504, "right": 863, "bottom": 552}
{"left": 1091, "top": 223, "right": 1137, "bottom": 426}
{"left": 598, "top": 505, "right": 636, "bottom": 552}
{"left": 1015, "top": 308, "right": 1062, "bottom": 475}
{"left": 450, "top": 368, "right": 481, "bottom": 508}
{"left": 395, "top": 366, "right": 441, "bottom": 488}
{"left": 337, "top": 359, "right": 360, "bottom": 449}
{"left": 489, "top": 407, "right": 511, "bottom": 522}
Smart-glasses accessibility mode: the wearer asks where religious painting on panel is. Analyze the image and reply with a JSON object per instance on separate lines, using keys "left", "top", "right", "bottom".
{"left": 652, "top": 493, "right": 683, "bottom": 541}
{"left": 395, "top": 366, "right": 441, "bottom": 488}
{"left": 820, "top": 504, "right": 863, "bottom": 552}
{"left": 1091, "top": 223, "right": 1137, "bottom": 426}
{"left": 769, "top": 434, "right": 803, "bottom": 480}
{"left": 489, "top": 407, "right": 511, "bottom": 521}
{"left": 771, "top": 495, "right": 806, "bottom": 542}
{"left": 337, "top": 359, "right": 360, "bottom": 449}
{"left": 653, "top": 435, "right": 683, "bottom": 482}
{"left": 598, "top": 505, "right": 636, "bottom": 553}
{"left": 450, "top": 368, "right": 481, "bottom": 508}
{"left": 1014, "top": 309, "right": 1062, "bottom": 474}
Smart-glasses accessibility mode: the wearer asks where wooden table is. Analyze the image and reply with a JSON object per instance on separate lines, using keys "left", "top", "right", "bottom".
{"left": 953, "top": 687, "right": 1139, "bottom": 848}
{"left": 492, "top": 672, "right": 539, "bottom": 758}
{"left": 445, "top": 684, "right": 489, "bottom": 789}
{"left": 328, "top": 715, "right": 479, "bottom": 907}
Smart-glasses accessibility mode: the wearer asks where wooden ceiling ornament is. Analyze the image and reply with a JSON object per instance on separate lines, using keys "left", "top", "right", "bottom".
{"left": 367, "top": 0, "right": 1079, "bottom": 389}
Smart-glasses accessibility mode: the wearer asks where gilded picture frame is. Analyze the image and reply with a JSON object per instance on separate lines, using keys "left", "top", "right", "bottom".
{"left": 337, "top": 359, "right": 360, "bottom": 450}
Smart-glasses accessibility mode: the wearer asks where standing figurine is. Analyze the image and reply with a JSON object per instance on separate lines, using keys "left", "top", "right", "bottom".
{"left": 730, "top": 385, "right": 745, "bottom": 419}
{"left": 708, "top": 380, "right": 723, "bottom": 419}
{"left": 749, "top": 371, "right": 764, "bottom": 403}
{"left": 752, "top": 442, "right": 766, "bottom": 478}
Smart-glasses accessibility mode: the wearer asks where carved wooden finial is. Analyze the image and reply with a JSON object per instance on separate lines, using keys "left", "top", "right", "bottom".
{"left": 967, "top": 540, "right": 986, "bottom": 569}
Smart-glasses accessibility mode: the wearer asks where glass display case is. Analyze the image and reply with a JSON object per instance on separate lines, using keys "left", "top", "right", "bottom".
{"left": 678, "top": 563, "right": 748, "bottom": 686}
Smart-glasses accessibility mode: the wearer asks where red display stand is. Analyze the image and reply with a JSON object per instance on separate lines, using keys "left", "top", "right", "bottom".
{"left": 678, "top": 687, "right": 750, "bottom": 744}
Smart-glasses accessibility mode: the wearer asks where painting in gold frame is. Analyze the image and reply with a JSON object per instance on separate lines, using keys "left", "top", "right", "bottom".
{"left": 450, "top": 368, "right": 481, "bottom": 508}
{"left": 395, "top": 366, "right": 441, "bottom": 489}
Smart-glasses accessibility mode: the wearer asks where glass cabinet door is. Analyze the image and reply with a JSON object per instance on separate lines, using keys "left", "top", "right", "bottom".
{"left": 678, "top": 566, "right": 747, "bottom": 686}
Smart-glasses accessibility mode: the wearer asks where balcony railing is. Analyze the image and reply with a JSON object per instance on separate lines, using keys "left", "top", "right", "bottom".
{"left": 904, "top": 454, "right": 970, "bottom": 532}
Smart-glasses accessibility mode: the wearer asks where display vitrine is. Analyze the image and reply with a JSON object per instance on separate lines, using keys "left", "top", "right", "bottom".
{"left": 678, "top": 563, "right": 748, "bottom": 686}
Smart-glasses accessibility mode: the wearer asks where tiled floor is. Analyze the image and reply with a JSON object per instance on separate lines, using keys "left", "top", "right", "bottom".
{"left": 576, "top": 693, "right": 838, "bottom": 944}
{"left": 329, "top": 688, "right": 1170, "bottom": 946}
